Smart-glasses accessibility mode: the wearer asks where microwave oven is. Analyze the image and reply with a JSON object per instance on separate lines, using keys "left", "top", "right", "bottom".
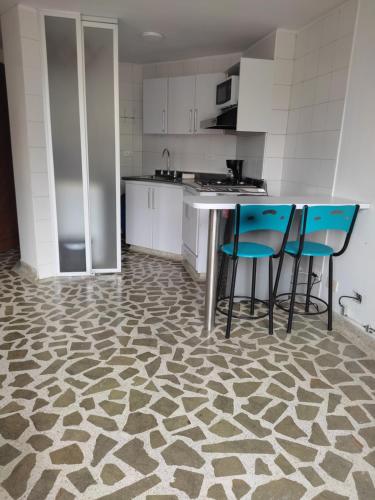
{"left": 216, "top": 75, "right": 239, "bottom": 109}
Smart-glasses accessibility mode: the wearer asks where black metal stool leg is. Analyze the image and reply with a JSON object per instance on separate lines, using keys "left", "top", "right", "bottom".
{"left": 305, "top": 256, "right": 314, "bottom": 312}
{"left": 287, "top": 256, "right": 301, "bottom": 333}
{"left": 226, "top": 258, "right": 239, "bottom": 339}
{"left": 269, "top": 257, "right": 274, "bottom": 335}
{"left": 250, "top": 258, "right": 257, "bottom": 315}
{"left": 216, "top": 253, "right": 226, "bottom": 305}
{"left": 328, "top": 255, "right": 333, "bottom": 331}
{"left": 273, "top": 251, "right": 285, "bottom": 298}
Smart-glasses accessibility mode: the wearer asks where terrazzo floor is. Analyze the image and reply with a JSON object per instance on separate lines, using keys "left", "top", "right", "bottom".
{"left": 0, "top": 248, "right": 375, "bottom": 500}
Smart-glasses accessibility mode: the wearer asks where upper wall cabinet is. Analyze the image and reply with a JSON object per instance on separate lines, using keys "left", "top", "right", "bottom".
{"left": 143, "top": 77, "right": 168, "bottom": 134}
{"left": 236, "top": 58, "right": 273, "bottom": 132}
{"left": 167, "top": 75, "right": 195, "bottom": 134}
{"left": 143, "top": 73, "right": 224, "bottom": 135}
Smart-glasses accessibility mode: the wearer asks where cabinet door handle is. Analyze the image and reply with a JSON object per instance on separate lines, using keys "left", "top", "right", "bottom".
{"left": 152, "top": 188, "right": 155, "bottom": 209}
{"left": 162, "top": 110, "right": 166, "bottom": 133}
{"left": 189, "top": 109, "right": 192, "bottom": 133}
{"left": 194, "top": 109, "right": 198, "bottom": 132}
{"left": 147, "top": 188, "right": 151, "bottom": 209}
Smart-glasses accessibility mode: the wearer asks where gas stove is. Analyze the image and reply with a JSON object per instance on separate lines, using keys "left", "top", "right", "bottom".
{"left": 194, "top": 176, "right": 267, "bottom": 195}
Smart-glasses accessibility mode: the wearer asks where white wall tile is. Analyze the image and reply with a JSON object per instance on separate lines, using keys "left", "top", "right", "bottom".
{"left": 338, "top": 0, "right": 358, "bottom": 38}
{"left": 274, "top": 59, "right": 293, "bottom": 85}
{"left": 318, "top": 42, "right": 335, "bottom": 75}
{"left": 34, "top": 219, "right": 53, "bottom": 243}
{"left": 304, "top": 50, "right": 319, "bottom": 80}
{"left": 311, "top": 102, "right": 328, "bottom": 131}
{"left": 25, "top": 94, "right": 43, "bottom": 122}
{"left": 315, "top": 73, "right": 332, "bottom": 104}
{"left": 33, "top": 196, "right": 51, "bottom": 220}
{"left": 322, "top": 10, "right": 340, "bottom": 46}
{"left": 265, "top": 134, "right": 286, "bottom": 158}
{"left": 27, "top": 121, "right": 45, "bottom": 147}
{"left": 333, "top": 34, "right": 353, "bottom": 70}
{"left": 18, "top": 6, "right": 39, "bottom": 40}
{"left": 298, "top": 106, "right": 313, "bottom": 133}
{"left": 330, "top": 68, "right": 348, "bottom": 100}
{"left": 270, "top": 110, "right": 289, "bottom": 134}
{"left": 23, "top": 67, "right": 43, "bottom": 95}
{"left": 326, "top": 100, "right": 344, "bottom": 130}
{"left": 21, "top": 38, "right": 41, "bottom": 69}
{"left": 31, "top": 172, "right": 49, "bottom": 197}
{"left": 272, "top": 84, "right": 291, "bottom": 110}
{"left": 29, "top": 147, "right": 47, "bottom": 172}
{"left": 287, "top": 109, "right": 300, "bottom": 133}
{"left": 275, "top": 30, "right": 296, "bottom": 59}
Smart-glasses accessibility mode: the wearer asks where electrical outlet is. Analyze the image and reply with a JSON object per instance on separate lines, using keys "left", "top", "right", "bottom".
{"left": 353, "top": 290, "right": 363, "bottom": 303}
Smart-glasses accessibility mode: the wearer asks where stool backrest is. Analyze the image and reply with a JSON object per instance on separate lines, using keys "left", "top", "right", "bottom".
{"left": 232, "top": 204, "right": 296, "bottom": 258}
{"left": 299, "top": 204, "right": 359, "bottom": 257}
{"left": 302, "top": 205, "right": 359, "bottom": 235}
{"left": 235, "top": 204, "right": 295, "bottom": 235}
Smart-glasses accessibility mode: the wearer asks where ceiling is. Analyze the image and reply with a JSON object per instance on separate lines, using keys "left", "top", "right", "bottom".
{"left": 0, "top": 0, "right": 347, "bottom": 63}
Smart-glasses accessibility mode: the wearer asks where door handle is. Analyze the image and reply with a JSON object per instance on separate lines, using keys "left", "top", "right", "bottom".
{"left": 162, "top": 110, "right": 166, "bottom": 133}
{"left": 194, "top": 109, "right": 198, "bottom": 132}
{"left": 147, "top": 188, "right": 151, "bottom": 209}
{"left": 189, "top": 109, "right": 192, "bottom": 133}
{"left": 152, "top": 188, "right": 155, "bottom": 209}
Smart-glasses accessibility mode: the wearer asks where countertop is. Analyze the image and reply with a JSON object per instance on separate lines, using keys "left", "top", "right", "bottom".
{"left": 185, "top": 194, "right": 370, "bottom": 210}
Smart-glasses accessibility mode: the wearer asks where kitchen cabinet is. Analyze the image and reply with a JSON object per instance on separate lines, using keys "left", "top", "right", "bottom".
{"left": 143, "top": 78, "right": 168, "bottom": 134}
{"left": 143, "top": 73, "right": 224, "bottom": 135}
{"left": 125, "top": 181, "right": 183, "bottom": 255}
{"left": 125, "top": 182, "right": 153, "bottom": 248}
{"left": 167, "top": 75, "right": 196, "bottom": 134}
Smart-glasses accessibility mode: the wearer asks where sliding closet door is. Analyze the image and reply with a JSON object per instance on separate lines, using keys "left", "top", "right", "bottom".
{"left": 83, "top": 22, "right": 120, "bottom": 272}
{"left": 44, "top": 15, "right": 90, "bottom": 273}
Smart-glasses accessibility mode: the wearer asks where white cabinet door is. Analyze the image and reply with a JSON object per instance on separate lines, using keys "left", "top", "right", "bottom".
{"left": 152, "top": 185, "right": 183, "bottom": 254}
{"left": 167, "top": 75, "right": 195, "bottom": 134}
{"left": 236, "top": 58, "right": 274, "bottom": 132}
{"left": 194, "top": 73, "right": 225, "bottom": 134}
{"left": 143, "top": 78, "right": 168, "bottom": 134}
{"left": 125, "top": 183, "right": 152, "bottom": 248}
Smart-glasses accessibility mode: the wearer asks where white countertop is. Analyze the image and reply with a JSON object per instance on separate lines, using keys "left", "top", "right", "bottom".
{"left": 185, "top": 194, "right": 370, "bottom": 210}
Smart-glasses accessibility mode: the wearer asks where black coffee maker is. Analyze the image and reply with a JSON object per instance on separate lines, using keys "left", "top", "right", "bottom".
{"left": 226, "top": 159, "right": 244, "bottom": 183}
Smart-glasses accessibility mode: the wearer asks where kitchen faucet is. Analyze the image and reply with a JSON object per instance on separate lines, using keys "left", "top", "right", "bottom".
{"left": 162, "top": 148, "right": 171, "bottom": 176}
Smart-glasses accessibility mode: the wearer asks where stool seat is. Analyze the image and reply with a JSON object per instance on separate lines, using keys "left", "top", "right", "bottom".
{"left": 221, "top": 242, "right": 274, "bottom": 258}
{"left": 285, "top": 240, "right": 334, "bottom": 257}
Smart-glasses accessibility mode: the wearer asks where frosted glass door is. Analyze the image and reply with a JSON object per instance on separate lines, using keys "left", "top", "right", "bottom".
{"left": 83, "top": 23, "right": 119, "bottom": 271}
{"left": 45, "top": 16, "right": 88, "bottom": 273}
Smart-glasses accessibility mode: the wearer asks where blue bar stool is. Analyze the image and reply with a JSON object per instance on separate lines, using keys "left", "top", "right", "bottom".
{"left": 216, "top": 204, "right": 296, "bottom": 338}
{"left": 274, "top": 204, "right": 359, "bottom": 333}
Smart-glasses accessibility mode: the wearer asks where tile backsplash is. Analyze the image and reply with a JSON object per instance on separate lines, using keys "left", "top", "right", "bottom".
{"left": 119, "top": 63, "right": 143, "bottom": 177}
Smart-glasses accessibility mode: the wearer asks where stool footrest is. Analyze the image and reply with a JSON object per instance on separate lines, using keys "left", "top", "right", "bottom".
{"left": 275, "top": 292, "right": 328, "bottom": 316}
{"left": 217, "top": 295, "right": 269, "bottom": 320}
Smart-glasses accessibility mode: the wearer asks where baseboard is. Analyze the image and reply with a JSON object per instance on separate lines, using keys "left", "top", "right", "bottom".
{"left": 12, "top": 260, "right": 38, "bottom": 283}
{"left": 334, "top": 312, "right": 375, "bottom": 357}
{"left": 182, "top": 259, "right": 206, "bottom": 282}
{"left": 128, "top": 245, "right": 183, "bottom": 262}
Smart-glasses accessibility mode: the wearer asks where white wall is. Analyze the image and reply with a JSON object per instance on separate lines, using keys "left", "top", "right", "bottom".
{"left": 327, "top": 0, "right": 375, "bottom": 327}
{"left": 119, "top": 62, "right": 143, "bottom": 177}
{"left": 282, "top": 0, "right": 357, "bottom": 195}
{"left": 1, "top": 5, "right": 55, "bottom": 278}
{"left": 141, "top": 53, "right": 240, "bottom": 175}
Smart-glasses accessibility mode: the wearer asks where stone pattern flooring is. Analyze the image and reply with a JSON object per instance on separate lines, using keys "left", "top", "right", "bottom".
{"left": 0, "top": 248, "right": 375, "bottom": 500}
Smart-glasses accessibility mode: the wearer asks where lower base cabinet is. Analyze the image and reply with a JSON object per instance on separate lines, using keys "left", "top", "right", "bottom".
{"left": 125, "top": 181, "right": 183, "bottom": 255}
